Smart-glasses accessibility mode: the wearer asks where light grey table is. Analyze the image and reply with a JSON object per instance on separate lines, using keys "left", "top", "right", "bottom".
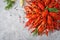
{"left": 0, "top": 0, "right": 60, "bottom": 40}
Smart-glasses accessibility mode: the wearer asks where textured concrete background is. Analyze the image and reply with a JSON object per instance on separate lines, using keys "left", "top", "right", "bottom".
{"left": 0, "top": 0, "right": 60, "bottom": 40}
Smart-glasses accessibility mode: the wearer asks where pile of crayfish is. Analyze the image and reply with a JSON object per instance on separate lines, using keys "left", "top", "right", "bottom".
{"left": 24, "top": 0, "right": 60, "bottom": 36}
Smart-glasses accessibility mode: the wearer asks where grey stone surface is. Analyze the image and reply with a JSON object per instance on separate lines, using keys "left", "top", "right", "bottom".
{"left": 0, "top": 0, "right": 60, "bottom": 40}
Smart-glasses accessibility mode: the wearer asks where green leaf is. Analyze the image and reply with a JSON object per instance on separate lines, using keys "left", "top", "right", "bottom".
{"left": 48, "top": 8, "right": 58, "bottom": 12}
{"left": 4, "top": 0, "right": 15, "bottom": 10}
{"left": 33, "top": 28, "right": 38, "bottom": 36}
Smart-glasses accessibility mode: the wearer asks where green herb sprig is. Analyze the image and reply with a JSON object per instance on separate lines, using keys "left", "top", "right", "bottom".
{"left": 45, "top": 6, "right": 58, "bottom": 12}
{"left": 33, "top": 28, "right": 38, "bottom": 36}
{"left": 48, "top": 8, "right": 58, "bottom": 12}
{"left": 4, "top": 0, "right": 16, "bottom": 9}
